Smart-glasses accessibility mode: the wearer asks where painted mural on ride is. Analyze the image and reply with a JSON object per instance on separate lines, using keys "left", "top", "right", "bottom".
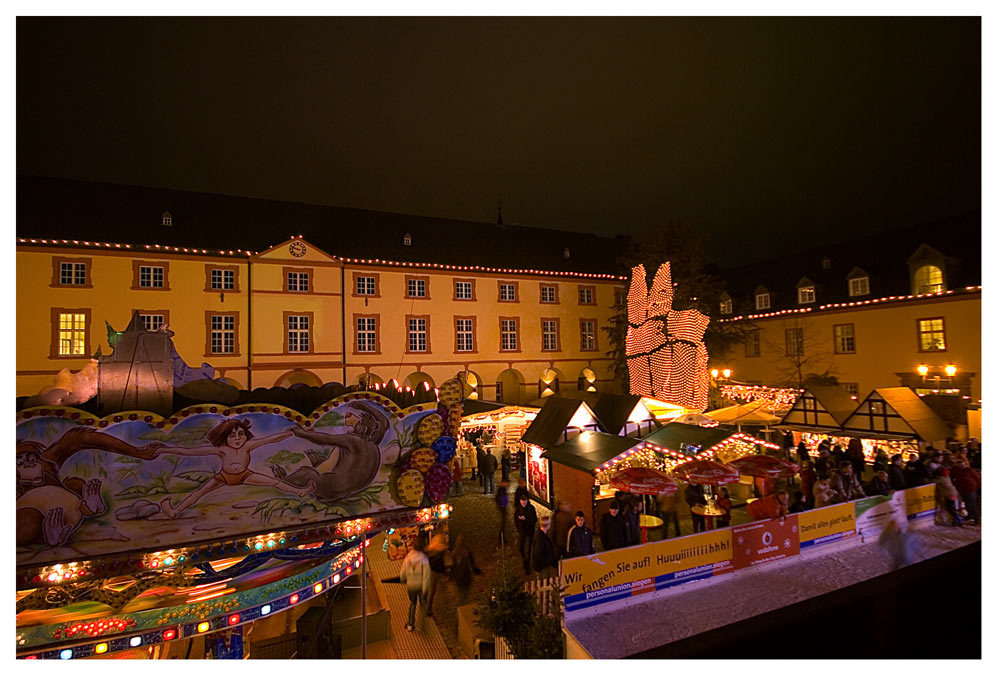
{"left": 16, "top": 381, "right": 465, "bottom": 568}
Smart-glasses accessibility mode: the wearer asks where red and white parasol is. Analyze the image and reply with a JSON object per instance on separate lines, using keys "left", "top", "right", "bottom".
{"left": 729, "top": 454, "right": 798, "bottom": 478}
{"left": 672, "top": 459, "right": 740, "bottom": 486}
{"left": 608, "top": 467, "right": 678, "bottom": 495}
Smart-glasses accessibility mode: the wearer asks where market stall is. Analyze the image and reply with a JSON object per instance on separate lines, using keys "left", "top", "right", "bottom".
{"left": 778, "top": 386, "right": 947, "bottom": 463}
{"left": 458, "top": 400, "right": 539, "bottom": 478}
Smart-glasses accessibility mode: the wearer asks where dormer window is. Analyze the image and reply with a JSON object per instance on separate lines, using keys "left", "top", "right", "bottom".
{"left": 161, "top": 211, "right": 173, "bottom": 226}
{"left": 914, "top": 264, "right": 945, "bottom": 295}
{"left": 798, "top": 286, "right": 815, "bottom": 304}
{"left": 403, "top": 233, "right": 412, "bottom": 246}
{"left": 719, "top": 299, "right": 732, "bottom": 315}
{"left": 846, "top": 267, "right": 870, "bottom": 297}
{"left": 755, "top": 291, "right": 771, "bottom": 311}
{"left": 564, "top": 247, "right": 571, "bottom": 259}
{"left": 822, "top": 256, "right": 831, "bottom": 270}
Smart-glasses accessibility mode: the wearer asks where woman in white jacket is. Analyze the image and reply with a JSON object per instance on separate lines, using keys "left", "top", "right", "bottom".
{"left": 399, "top": 539, "right": 432, "bottom": 631}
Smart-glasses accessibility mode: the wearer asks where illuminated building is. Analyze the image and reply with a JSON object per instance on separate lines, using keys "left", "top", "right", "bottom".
{"left": 16, "top": 176, "right": 626, "bottom": 404}
{"left": 717, "top": 215, "right": 980, "bottom": 436}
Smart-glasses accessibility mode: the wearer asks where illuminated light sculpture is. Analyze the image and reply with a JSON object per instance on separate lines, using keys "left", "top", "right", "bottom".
{"left": 626, "top": 263, "right": 710, "bottom": 412}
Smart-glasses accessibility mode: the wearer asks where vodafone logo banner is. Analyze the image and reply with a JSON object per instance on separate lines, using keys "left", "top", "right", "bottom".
{"left": 731, "top": 515, "right": 800, "bottom": 569}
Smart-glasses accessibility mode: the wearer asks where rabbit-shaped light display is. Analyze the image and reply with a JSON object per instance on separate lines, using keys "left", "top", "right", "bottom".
{"left": 626, "top": 262, "right": 710, "bottom": 412}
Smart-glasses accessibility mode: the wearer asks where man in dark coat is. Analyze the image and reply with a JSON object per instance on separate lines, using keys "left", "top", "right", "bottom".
{"left": 685, "top": 483, "right": 707, "bottom": 533}
{"left": 482, "top": 448, "right": 498, "bottom": 494}
{"left": 599, "top": 501, "right": 625, "bottom": 550}
{"left": 567, "top": 511, "right": 595, "bottom": 557}
{"left": 887, "top": 454, "right": 907, "bottom": 491}
{"left": 476, "top": 440, "right": 486, "bottom": 489}
{"left": 532, "top": 516, "right": 558, "bottom": 578}
{"left": 514, "top": 493, "right": 538, "bottom": 573}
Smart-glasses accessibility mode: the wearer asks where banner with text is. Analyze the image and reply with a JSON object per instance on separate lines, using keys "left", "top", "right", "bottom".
{"left": 732, "top": 514, "right": 800, "bottom": 568}
{"left": 855, "top": 491, "right": 908, "bottom": 537}
{"left": 798, "top": 502, "right": 856, "bottom": 550}
{"left": 904, "top": 484, "right": 936, "bottom": 521}
{"left": 562, "top": 528, "right": 733, "bottom": 613}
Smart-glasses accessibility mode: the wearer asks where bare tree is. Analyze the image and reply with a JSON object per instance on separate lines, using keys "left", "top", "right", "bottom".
{"left": 763, "top": 317, "right": 838, "bottom": 388}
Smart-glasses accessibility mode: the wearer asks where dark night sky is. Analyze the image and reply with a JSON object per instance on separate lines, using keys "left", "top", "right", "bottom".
{"left": 16, "top": 17, "right": 980, "bottom": 266}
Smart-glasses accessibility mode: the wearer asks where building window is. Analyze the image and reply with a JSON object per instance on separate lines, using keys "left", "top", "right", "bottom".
{"left": 580, "top": 318, "right": 598, "bottom": 351}
{"left": 161, "top": 211, "right": 173, "bottom": 226}
{"left": 798, "top": 286, "right": 815, "bottom": 304}
{"left": 286, "top": 313, "right": 312, "bottom": 353}
{"left": 454, "top": 279, "right": 475, "bottom": 301}
{"left": 406, "top": 277, "right": 428, "bottom": 299}
{"left": 355, "top": 315, "right": 379, "bottom": 353}
{"left": 455, "top": 317, "right": 475, "bottom": 352}
{"left": 745, "top": 330, "right": 761, "bottom": 358}
{"left": 51, "top": 257, "right": 92, "bottom": 287}
{"left": 755, "top": 293, "right": 770, "bottom": 310}
{"left": 352, "top": 272, "right": 380, "bottom": 298}
{"left": 719, "top": 299, "right": 732, "bottom": 315}
{"left": 208, "top": 314, "right": 236, "bottom": 355}
{"left": 286, "top": 270, "right": 310, "bottom": 293}
{"left": 540, "top": 284, "right": 558, "bottom": 304}
{"left": 407, "top": 317, "right": 428, "bottom": 352}
{"left": 60, "top": 261, "right": 87, "bottom": 286}
{"left": 403, "top": 233, "right": 412, "bottom": 246}
{"left": 209, "top": 268, "right": 236, "bottom": 291}
{"left": 495, "top": 380, "right": 503, "bottom": 402}
{"left": 140, "top": 313, "right": 166, "bottom": 331}
{"left": 914, "top": 265, "right": 944, "bottom": 295}
{"left": 132, "top": 262, "right": 168, "bottom": 289}
{"left": 786, "top": 328, "right": 804, "bottom": 357}
{"left": 578, "top": 285, "right": 595, "bottom": 305}
{"left": 541, "top": 318, "right": 560, "bottom": 351}
{"left": 841, "top": 383, "right": 859, "bottom": 396}
{"left": 614, "top": 290, "right": 626, "bottom": 308}
{"left": 500, "top": 318, "right": 519, "bottom": 351}
{"left": 499, "top": 282, "right": 518, "bottom": 302}
{"left": 53, "top": 310, "right": 88, "bottom": 357}
{"left": 849, "top": 276, "right": 869, "bottom": 297}
{"left": 834, "top": 324, "right": 856, "bottom": 354}
{"left": 917, "top": 317, "right": 946, "bottom": 352}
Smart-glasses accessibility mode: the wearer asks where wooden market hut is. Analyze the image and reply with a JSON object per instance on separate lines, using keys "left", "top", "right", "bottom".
{"left": 540, "top": 432, "right": 645, "bottom": 532}
{"left": 841, "top": 387, "right": 952, "bottom": 447}
{"left": 778, "top": 385, "right": 858, "bottom": 434}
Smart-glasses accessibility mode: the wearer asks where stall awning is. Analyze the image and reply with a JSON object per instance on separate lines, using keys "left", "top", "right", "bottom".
{"left": 589, "top": 393, "right": 643, "bottom": 435}
{"left": 705, "top": 401, "right": 781, "bottom": 426}
{"left": 540, "top": 432, "right": 643, "bottom": 473}
{"left": 841, "top": 387, "right": 952, "bottom": 443}
{"left": 639, "top": 422, "right": 736, "bottom": 455}
{"left": 777, "top": 386, "right": 859, "bottom": 432}
{"left": 460, "top": 399, "right": 506, "bottom": 416}
{"left": 521, "top": 397, "right": 600, "bottom": 449}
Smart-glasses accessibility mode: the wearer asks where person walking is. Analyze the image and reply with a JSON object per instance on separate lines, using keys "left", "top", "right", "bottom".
{"left": 934, "top": 467, "right": 962, "bottom": 526}
{"left": 500, "top": 449, "right": 512, "bottom": 484}
{"left": 514, "top": 492, "right": 538, "bottom": 573}
{"left": 517, "top": 448, "right": 526, "bottom": 483}
{"left": 451, "top": 460, "right": 464, "bottom": 497}
{"left": 950, "top": 455, "right": 981, "bottom": 526}
{"left": 716, "top": 486, "right": 733, "bottom": 526}
{"left": 552, "top": 501, "right": 574, "bottom": 558}
{"left": 424, "top": 533, "right": 449, "bottom": 619}
{"left": 846, "top": 438, "right": 866, "bottom": 480}
{"left": 532, "top": 516, "right": 558, "bottom": 579}
{"left": 799, "top": 460, "right": 817, "bottom": 509}
{"left": 495, "top": 482, "right": 509, "bottom": 544}
{"left": 888, "top": 454, "right": 907, "bottom": 491}
{"left": 476, "top": 440, "right": 487, "bottom": 490}
{"left": 599, "top": 500, "right": 625, "bottom": 550}
{"left": 567, "top": 511, "right": 595, "bottom": 557}
{"left": 449, "top": 534, "right": 481, "bottom": 606}
{"left": 399, "top": 539, "right": 431, "bottom": 632}
{"left": 830, "top": 461, "right": 866, "bottom": 502}
{"left": 685, "top": 482, "right": 707, "bottom": 533}
{"left": 483, "top": 448, "right": 498, "bottom": 495}
{"left": 655, "top": 488, "right": 682, "bottom": 539}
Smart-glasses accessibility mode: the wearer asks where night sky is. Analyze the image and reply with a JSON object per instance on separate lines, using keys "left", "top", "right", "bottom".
{"left": 16, "top": 17, "right": 980, "bottom": 266}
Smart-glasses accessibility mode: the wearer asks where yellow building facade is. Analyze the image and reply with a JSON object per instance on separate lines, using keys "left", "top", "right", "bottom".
{"left": 719, "top": 290, "right": 982, "bottom": 404}
{"left": 17, "top": 237, "right": 625, "bottom": 405}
